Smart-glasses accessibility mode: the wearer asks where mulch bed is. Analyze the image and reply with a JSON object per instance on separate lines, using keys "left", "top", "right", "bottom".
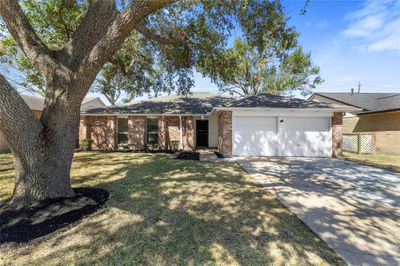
{"left": 0, "top": 187, "right": 109, "bottom": 245}
{"left": 175, "top": 151, "right": 200, "bottom": 160}
{"left": 214, "top": 152, "right": 224, "bottom": 158}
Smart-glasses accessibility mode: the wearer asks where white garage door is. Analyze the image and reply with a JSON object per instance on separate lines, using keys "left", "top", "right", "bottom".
{"left": 233, "top": 116, "right": 331, "bottom": 157}
{"left": 233, "top": 116, "right": 277, "bottom": 156}
{"left": 284, "top": 117, "right": 331, "bottom": 157}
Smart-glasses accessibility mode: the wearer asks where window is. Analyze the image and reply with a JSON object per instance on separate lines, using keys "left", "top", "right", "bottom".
{"left": 146, "top": 118, "right": 158, "bottom": 145}
{"left": 118, "top": 118, "right": 128, "bottom": 144}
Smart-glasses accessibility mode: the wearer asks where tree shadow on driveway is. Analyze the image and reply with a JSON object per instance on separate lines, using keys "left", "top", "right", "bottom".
{"left": 239, "top": 157, "right": 400, "bottom": 265}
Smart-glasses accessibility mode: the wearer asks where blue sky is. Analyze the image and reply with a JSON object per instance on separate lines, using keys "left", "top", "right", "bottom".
{"left": 192, "top": 0, "right": 400, "bottom": 97}
{"left": 2, "top": 0, "right": 398, "bottom": 102}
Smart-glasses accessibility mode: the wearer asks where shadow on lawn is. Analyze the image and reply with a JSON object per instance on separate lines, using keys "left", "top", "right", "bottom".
{"left": 3, "top": 153, "right": 345, "bottom": 265}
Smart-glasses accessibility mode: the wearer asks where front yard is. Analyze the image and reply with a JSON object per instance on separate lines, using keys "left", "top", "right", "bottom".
{"left": 0, "top": 152, "right": 344, "bottom": 265}
{"left": 343, "top": 152, "right": 400, "bottom": 173}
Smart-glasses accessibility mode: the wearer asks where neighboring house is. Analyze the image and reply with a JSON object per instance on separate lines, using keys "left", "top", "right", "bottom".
{"left": 0, "top": 95, "right": 106, "bottom": 152}
{"left": 309, "top": 92, "right": 400, "bottom": 155}
{"left": 80, "top": 92, "right": 356, "bottom": 157}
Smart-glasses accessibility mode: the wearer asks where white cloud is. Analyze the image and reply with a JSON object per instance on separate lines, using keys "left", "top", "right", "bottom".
{"left": 342, "top": 0, "right": 400, "bottom": 52}
{"left": 316, "top": 20, "right": 329, "bottom": 29}
{"left": 305, "top": 20, "right": 329, "bottom": 29}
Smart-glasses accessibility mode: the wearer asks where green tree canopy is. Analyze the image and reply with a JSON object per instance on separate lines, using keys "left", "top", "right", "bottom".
{"left": 199, "top": 37, "right": 322, "bottom": 97}
{"left": 0, "top": 0, "right": 315, "bottom": 103}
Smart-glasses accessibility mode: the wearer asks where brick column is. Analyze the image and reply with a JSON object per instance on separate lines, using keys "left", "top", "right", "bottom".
{"left": 79, "top": 116, "right": 89, "bottom": 143}
{"left": 158, "top": 116, "right": 166, "bottom": 150}
{"left": 218, "top": 111, "right": 232, "bottom": 157}
{"left": 128, "top": 116, "right": 146, "bottom": 150}
{"left": 332, "top": 112, "right": 343, "bottom": 157}
{"left": 183, "top": 116, "right": 194, "bottom": 150}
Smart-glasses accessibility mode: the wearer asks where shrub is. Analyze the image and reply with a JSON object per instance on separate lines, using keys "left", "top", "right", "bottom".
{"left": 80, "top": 139, "right": 92, "bottom": 151}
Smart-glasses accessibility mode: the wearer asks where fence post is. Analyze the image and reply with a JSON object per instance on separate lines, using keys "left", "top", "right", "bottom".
{"left": 357, "top": 133, "right": 361, "bottom": 154}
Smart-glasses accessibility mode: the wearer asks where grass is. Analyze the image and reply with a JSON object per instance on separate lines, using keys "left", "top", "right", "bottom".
{"left": 343, "top": 152, "right": 400, "bottom": 173}
{"left": 0, "top": 152, "right": 345, "bottom": 265}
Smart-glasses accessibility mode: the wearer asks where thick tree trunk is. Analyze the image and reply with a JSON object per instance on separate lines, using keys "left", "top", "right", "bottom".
{"left": 11, "top": 82, "right": 87, "bottom": 207}
{"left": 0, "top": 75, "right": 82, "bottom": 207}
{"left": 11, "top": 147, "right": 75, "bottom": 207}
{"left": 9, "top": 112, "right": 81, "bottom": 207}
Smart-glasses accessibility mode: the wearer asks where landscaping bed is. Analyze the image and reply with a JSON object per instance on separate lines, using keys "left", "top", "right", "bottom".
{"left": 0, "top": 187, "right": 109, "bottom": 245}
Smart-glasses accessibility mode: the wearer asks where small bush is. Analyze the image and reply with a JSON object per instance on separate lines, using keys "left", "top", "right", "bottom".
{"left": 80, "top": 139, "right": 92, "bottom": 151}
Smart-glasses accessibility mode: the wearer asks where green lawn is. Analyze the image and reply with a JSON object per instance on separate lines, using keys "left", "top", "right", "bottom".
{"left": 343, "top": 152, "right": 400, "bottom": 173}
{"left": 0, "top": 152, "right": 345, "bottom": 265}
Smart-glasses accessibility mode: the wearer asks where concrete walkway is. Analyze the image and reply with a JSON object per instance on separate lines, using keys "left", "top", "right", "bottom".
{"left": 237, "top": 157, "right": 400, "bottom": 266}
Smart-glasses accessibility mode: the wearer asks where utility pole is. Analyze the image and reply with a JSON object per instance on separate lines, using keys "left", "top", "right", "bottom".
{"left": 357, "top": 81, "right": 361, "bottom": 93}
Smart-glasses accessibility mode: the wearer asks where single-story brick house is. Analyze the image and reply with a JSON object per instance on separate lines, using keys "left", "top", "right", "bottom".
{"left": 309, "top": 92, "right": 400, "bottom": 155}
{"left": 0, "top": 95, "right": 105, "bottom": 152}
{"left": 80, "top": 92, "right": 357, "bottom": 157}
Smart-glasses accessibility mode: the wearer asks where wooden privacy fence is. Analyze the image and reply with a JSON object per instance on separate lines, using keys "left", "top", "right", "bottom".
{"left": 342, "top": 133, "right": 375, "bottom": 154}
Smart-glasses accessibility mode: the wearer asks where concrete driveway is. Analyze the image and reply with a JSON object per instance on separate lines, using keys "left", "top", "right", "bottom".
{"left": 237, "top": 157, "right": 400, "bottom": 266}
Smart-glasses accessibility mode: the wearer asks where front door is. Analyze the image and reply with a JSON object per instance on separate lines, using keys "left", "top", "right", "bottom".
{"left": 196, "top": 120, "right": 209, "bottom": 147}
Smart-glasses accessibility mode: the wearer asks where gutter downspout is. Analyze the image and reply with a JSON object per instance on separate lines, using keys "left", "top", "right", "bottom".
{"left": 179, "top": 115, "right": 183, "bottom": 150}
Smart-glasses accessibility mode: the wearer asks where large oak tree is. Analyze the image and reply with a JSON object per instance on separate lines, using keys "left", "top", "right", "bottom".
{"left": 0, "top": 0, "right": 302, "bottom": 207}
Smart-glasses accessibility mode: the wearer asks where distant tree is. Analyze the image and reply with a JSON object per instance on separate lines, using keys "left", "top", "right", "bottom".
{"left": 200, "top": 37, "right": 322, "bottom": 97}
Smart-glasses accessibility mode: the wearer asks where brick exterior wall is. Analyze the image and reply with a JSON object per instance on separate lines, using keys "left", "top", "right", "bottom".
{"left": 332, "top": 112, "right": 343, "bottom": 157}
{"left": 80, "top": 115, "right": 197, "bottom": 152}
{"left": 81, "top": 116, "right": 116, "bottom": 150}
{"left": 128, "top": 116, "right": 145, "bottom": 150}
{"left": 218, "top": 111, "right": 232, "bottom": 157}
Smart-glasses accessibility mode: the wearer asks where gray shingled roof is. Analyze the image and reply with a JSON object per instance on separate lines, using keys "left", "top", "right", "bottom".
{"left": 230, "top": 93, "right": 333, "bottom": 108}
{"left": 20, "top": 94, "right": 105, "bottom": 112}
{"left": 84, "top": 93, "right": 234, "bottom": 115}
{"left": 314, "top": 93, "right": 400, "bottom": 113}
{"left": 21, "top": 95, "right": 45, "bottom": 111}
{"left": 83, "top": 92, "right": 334, "bottom": 115}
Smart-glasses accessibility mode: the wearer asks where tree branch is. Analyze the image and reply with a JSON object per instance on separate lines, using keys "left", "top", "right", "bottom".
{"left": 61, "top": 0, "right": 119, "bottom": 70}
{"left": 109, "top": 57, "right": 128, "bottom": 75}
{"left": 77, "top": 0, "right": 178, "bottom": 84}
{"left": 0, "top": 0, "right": 55, "bottom": 73}
{"left": 134, "top": 21, "right": 184, "bottom": 45}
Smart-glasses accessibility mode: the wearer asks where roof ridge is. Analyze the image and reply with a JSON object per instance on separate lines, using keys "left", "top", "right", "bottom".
{"left": 376, "top": 94, "right": 400, "bottom": 100}
{"left": 317, "top": 92, "right": 396, "bottom": 94}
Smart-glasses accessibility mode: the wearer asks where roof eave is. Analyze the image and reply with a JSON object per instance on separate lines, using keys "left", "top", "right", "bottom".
{"left": 358, "top": 108, "right": 400, "bottom": 115}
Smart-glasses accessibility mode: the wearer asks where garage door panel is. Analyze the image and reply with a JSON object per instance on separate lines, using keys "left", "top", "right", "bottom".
{"left": 233, "top": 115, "right": 332, "bottom": 157}
{"left": 233, "top": 117, "right": 277, "bottom": 156}
{"left": 284, "top": 117, "right": 331, "bottom": 157}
